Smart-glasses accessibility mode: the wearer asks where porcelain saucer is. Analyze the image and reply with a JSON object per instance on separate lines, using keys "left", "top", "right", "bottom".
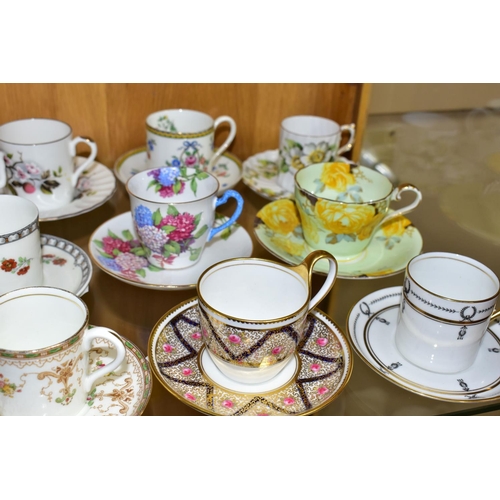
{"left": 253, "top": 199, "right": 423, "bottom": 279}
{"left": 347, "top": 286, "right": 500, "bottom": 402}
{"left": 242, "top": 150, "right": 351, "bottom": 201}
{"left": 38, "top": 157, "right": 116, "bottom": 222}
{"left": 41, "top": 234, "right": 92, "bottom": 296}
{"left": 81, "top": 333, "right": 152, "bottom": 416}
{"left": 113, "top": 147, "right": 243, "bottom": 194}
{"left": 148, "top": 297, "right": 352, "bottom": 416}
{"left": 89, "top": 211, "right": 253, "bottom": 290}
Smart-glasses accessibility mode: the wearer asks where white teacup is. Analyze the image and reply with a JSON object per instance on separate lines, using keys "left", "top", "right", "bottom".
{"left": 146, "top": 109, "right": 236, "bottom": 171}
{"left": 395, "top": 252, "right": 500, "bottom": 373}
{"left": 278, "top": 115, "right": 356, "bottom": 194}
{"left": 0, "top": 287, "right": 126, "bottom": 416}
{"left": 0, "top": 118, "right": 98, "bottom": 210}
{"left": 197, "top": 250, "right": 337, "bottom": 384}
{"left": 0, "top": 195, "right": 43, "bottom": 295}
{"left": 127, "top": 166, "right": 243, "bottom": 270}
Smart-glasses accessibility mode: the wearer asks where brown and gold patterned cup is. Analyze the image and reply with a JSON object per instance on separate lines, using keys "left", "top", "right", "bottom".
{"left": 196, "top": 250, "right": 337, "bottom": 384}
{"left": 0, "top": 286, "right": 126, "bottom": 416}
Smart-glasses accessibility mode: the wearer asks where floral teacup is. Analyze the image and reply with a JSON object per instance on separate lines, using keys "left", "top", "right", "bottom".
{"left": 294, "top": 162, "right": 422, "bottom": 260}
{"left": 126, "top": 166, "right": 243, "bottom": 269}
{"left": 277, "top": 115, "right": 356, "bottom": 194}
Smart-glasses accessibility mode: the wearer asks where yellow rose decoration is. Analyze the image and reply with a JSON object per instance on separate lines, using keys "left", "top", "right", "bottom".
{"left": 297, "top": 206, "right": 320, "bottom": 244}
{"left": 257, "top": 199, "right": 301, "bottom": 235}
{"left": 315, "top": 199, "right": 376, "bottom": 235}
{"left": 382, "top": 216, "right": 412, "bottom": 237}
{"left": 358, "top": 212, "right": 385, "bottom": 241}
{"left": 320, "top": 162, "right": 355, "bottom": 192}
{"left": 270, "top": 234, "right": 306, "bottom": 256}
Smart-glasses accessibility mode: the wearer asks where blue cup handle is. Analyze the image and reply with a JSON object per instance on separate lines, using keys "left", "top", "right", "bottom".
{"left": 207, "top": 190, "right": 244, "bottom": 242}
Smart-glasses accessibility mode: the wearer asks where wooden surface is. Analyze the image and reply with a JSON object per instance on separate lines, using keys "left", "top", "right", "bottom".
{"left": 0, "top": 83, "right": 370, "bottom": 168}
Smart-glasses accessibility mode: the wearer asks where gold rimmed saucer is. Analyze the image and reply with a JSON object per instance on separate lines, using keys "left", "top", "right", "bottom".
{"left": 148, "top": 297, "right": 352, "bottom": 416}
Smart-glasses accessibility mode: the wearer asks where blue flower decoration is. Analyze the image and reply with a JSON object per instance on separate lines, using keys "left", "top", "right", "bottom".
{"left": 158, "top": 167, "right": 180, "bottom": 187}
{"left": 171, "top": 159, "right": 181, "bottom": 167}
{"left": 148, "top": 139, "right": 155, "bottom": 151}
{"left": 98, "top": 256, "right": 122, "bottom": 272}
{"left": 134, "top": 205, "right": 153, "bottom": 227}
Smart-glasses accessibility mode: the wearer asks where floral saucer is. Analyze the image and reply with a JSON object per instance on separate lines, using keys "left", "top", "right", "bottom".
{"left": 113, "top": 147, "right": 243, "bottom": 194}
{"left": 148, "top": 297, "right": 352, "bottom": 416}
{"left": 81, "top": 333, "right": 152, "bottom": 416}
{"left": 38, "top": 157, "right": 116, "bottom": 221}
{"left": 347, "top": 286, "right": 500, "bottom": 403}
{"left": 242, "top": 150, "right": 351, "bottom": 201}
{"left": 41, "top": 234, "right": 92, "bottom": 296}
{"left": 254, "top": 199, "right": 423, "bottom": 279}
{"left": 89, "top": 211, "right": 253, "bottom": 290}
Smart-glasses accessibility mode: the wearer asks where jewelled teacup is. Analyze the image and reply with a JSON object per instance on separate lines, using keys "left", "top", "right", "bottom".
{"left": 196, "top": 250, "right": 337, "bottom": 384}
{"left": 395, "top": 252, "right": 500, "bottom": 373}
{"left": 127, "top": 166, "right": 243, "bottom": 270}
{"left": 294, "top": 162, "right": 422, "bottom": 260}
{"left": 0, "top": 286, "right": 126, "bottom": 416}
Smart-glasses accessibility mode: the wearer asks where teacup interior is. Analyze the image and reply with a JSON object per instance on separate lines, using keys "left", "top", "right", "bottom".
{"left": 281, "top": 115, "right": 339, "bottom": 137}
{"left": 0, "top": 118, "right": 71, "bottom": 145}
{"left": 127, "top": 167, "right": 218, "bottom": 202}
{"left": 0, "top": 289, "right": 86, "bottom": 351}
{"left": 295, "top": 163, "right": 393, "bottom": 203}
{"left": 409, "top": 254, "right": 499, "bottom": 301}
{"left": 147, "top": 109, "right": 213, "bottom": 134}
{"left": 0, "top": 196, "right": 39, "bottom": 234}
{"left": 199, "top": 260, "right": 309, "bottom": 321}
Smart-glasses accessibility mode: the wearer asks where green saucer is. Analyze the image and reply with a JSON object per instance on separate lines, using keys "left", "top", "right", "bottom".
{"left": 253, "top": 199, "right": 423, "bottom": 279}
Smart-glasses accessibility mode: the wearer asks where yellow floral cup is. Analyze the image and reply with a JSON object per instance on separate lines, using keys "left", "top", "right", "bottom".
{"left": 294, "top": 162, "right": 422, "bottom": 260}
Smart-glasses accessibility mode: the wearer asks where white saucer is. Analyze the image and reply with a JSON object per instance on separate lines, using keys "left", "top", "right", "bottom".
{"left": 148, "top": 297, "right": 352, "bottom": 416}
{"left": 39, "top": 157, "right": 116, "bottom": 222}
{"left": 347, "top": 286, "right": 500, "bottom": 402}
{"left": 254, "top": 199, "right": 423, "bottom": 279}
{"left": 41, "top": 234, "right": 92, "bottom": 296}
{"left": 242, "top": 150, "right": 351, "bottom": 201}
{"left": 82, "top": 333, "right": 152, "bottom": 416}
{"left": 114, "top": 147, "right": 243, "bottom": 194}
{"left": 89, "top": 211, "right": 253, "bottom": 290}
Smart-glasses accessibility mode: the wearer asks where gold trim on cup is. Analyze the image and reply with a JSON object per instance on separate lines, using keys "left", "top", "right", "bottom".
{"left": 0, "top": 117, "right": 72, "bottom": 145}
{"left": 146, "top": 123, "right": 214, "bottom": 139}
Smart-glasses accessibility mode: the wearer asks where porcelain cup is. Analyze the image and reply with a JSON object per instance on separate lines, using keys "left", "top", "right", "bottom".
{"left": 0, "top": 286, "right": 126, "bottom": 416}
{"left": 126, "top": 166, "right": 243, "bottom": 270}
{"left": 0, "top": 118, "right": 98, "bottom": 210}
{"left": 294, "top": 162, "right": 422, "bottom": 260}
{"left": 196, "top": 250, "right": 337, "bottom": 384}
{"left": 0, "top": 195, "right": 43, "bottom": 295}
{"left": 146, "top": 109, "right": 236, "bottom": 171}
{"left": 277, "top": 115, "right": 356, "bottom": 194}
{"left": 395, "top": 252, "right": 500, "bottom": 373}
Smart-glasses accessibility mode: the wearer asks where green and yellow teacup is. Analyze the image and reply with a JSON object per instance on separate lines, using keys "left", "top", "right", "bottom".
{"left": 294, "top": 162, "right": 422, "bottom": 260}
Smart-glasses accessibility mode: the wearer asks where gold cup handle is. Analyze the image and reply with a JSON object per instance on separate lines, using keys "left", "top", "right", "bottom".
{"left": 379, "top": 183, "right": 423, "bottom": 227}
{"left": 290, "top": 249, "right": 338, "bottom": 312}
{"left": 491, "top": 310, "right": 500, "bottom": 322}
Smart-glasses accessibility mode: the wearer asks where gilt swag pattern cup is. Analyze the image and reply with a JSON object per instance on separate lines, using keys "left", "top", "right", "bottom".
{"left": 395, "top": 252, "right": 500, "bottom": 374}
{"left": 0, "top": 195, "right": 43, "bottom": 295}
{"left": 0, "top": 287, "right": 126, "bottom": 416}
{"left": 196, "top": 250, "right": 338, "bottom": 384}
{"left": 0, "top": 118, "right": 98, "bottom": 210}
{"left": 146, "top": 109, "right": 236, "bottom": 171}
{"left": 294, "top": 162, "right": 422, "bottom": 260}
{"left": 126, "top": 166, "right": 243, "bottom": 270}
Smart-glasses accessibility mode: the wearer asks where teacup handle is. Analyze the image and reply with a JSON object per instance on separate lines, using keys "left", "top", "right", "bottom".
{"left": 81, "top": 326, "right": 127, "bottom": 393}
{"left": 290, "top": 249, "right": 338, "bottom": 311}
{"left": 208, "top": 116, "right": 237, "bottom": 169}
{"left": 379, "top": 183, "right": 423, "bottom": 226}
{"left": 337, "top": 123, "right": 356, "bottom": 156}
{"left": 207, "top": 189, "right": 244, "bottom": 242}
{"left": 68, "top": 136, "right": 98, "bottom": 187}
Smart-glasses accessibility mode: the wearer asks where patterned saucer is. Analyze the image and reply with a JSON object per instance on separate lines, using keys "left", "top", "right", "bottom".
{"left": 82, "top": 333, "right": 152, "bottom": 416}
{"left": 254, "top": 199, "right": 423, "bottom": 279}
{"left": 148, "top": 298, "right": 352, "bottom": 416}
{"left": 113, "top": 147, "right": 243, "bottom": 194}
{"left": 347, "top": 286, "right": 500, "bottom": 403}
{"left": 89, "top": 211, "right": 253, "bottom": 290}
{"left": 41, "top": 234, "right": 92, "bottom": 296}
{"left": 38, "top": 157, "right": 116, "bottom": 221}
{"left": 242, "top": 149, "right": 350, "bottom": 201}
